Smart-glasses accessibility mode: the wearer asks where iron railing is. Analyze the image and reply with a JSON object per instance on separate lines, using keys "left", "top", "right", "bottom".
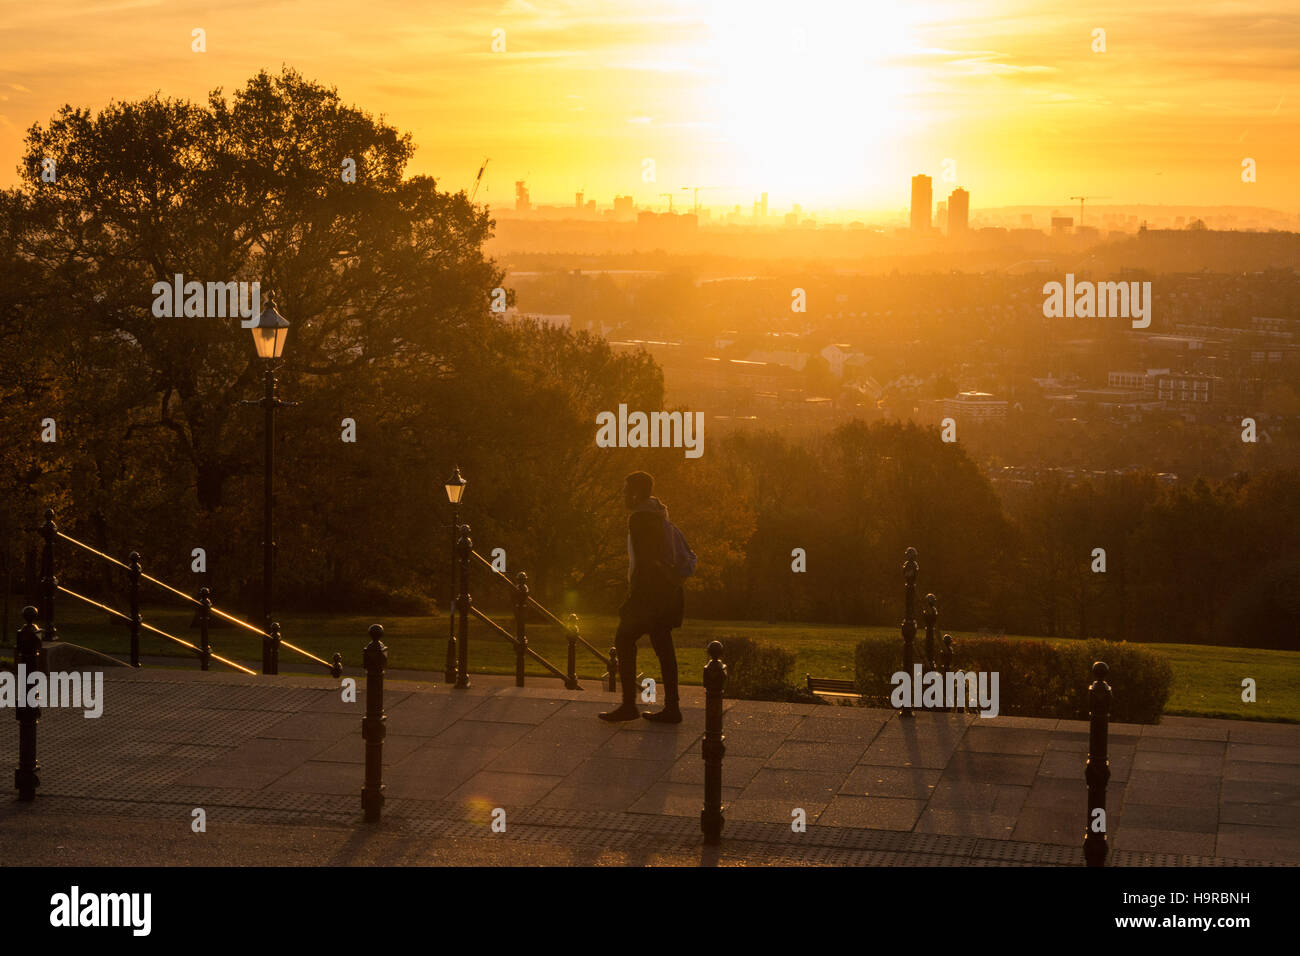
{"left": 441, "top": 523, "right": 618, "bottom": 692}
{"left": 36, "top": 509, "right": 342, "bottom": 678}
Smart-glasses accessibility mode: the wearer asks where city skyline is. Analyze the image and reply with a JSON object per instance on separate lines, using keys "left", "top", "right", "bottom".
{"left": 0, "top": 0, "right": 1296, "bottom": 215}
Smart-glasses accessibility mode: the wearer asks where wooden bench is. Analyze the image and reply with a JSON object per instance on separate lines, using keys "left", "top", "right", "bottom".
{"left": 806, "top": 675, "right": 862, "bottom": 699}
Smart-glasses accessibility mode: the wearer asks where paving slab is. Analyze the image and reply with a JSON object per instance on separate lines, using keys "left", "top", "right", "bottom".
{"left": 942, "top": 751, "right": 1042, "bottom": 786}
{"left": 1226, "top": 742, "right": 1300, "bottom": 763}
{"left": 1216, "top": 825, "right": 1300, "bottom": 863}
{"left": 957, "top": 726, "right": 1055, "bottom": 755}
{"left": 929, "top": 780, "right": 1030, "bottom": 815}
{"left": 1117, "top": 828, "right": 1217, "bottom": 855}
{"left": 1228, "top": 723, "right": 1300, "bottom": 746}
{"left": 1132, "top": 750, "right": 1224, "bottom": 775}
{"left": 630, "top": 781, "right": 744, "bottom": 817}
{"left": 1012, "top": 807, "right": 1084, "bottom": 845}
{"left": 768, "top": 739, "right": 869, "bottom": 772}
{"left": 1119, "top": 803, "right": 1219, "bottom": 833}
{"left": 839, "top": 765, "right": 943, "bottom": 799}
{"left": 915, "top": 808, "right": 1018, "bottom": 840}
{"left": 447, "top": 770, "right": 566, "bottom": 806}
{"left": 819, "top": 795, "right": 926, "bottom": 830}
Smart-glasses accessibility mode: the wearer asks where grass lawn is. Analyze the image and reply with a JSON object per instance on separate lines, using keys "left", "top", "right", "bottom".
{"left": 24, "top": 601, "right": 1300, "bottom": 724}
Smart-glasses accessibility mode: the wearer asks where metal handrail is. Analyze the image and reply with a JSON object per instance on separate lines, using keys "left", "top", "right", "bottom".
{"left": 56, "top": 584, "right": 256, "bottom": 675}
{"left": 55, "top": 529, "right": 338, "bottom": 675}
{"left": 467, "top": 606, "right": 571, "bottom": 683}
{"left": 469, "top": 550, "right": 609, "bottom": 664}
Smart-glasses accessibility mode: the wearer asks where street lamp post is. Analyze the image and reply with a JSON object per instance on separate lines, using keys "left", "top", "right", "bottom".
{"left": 443, "top": 466, "right": 466, "bottom": 684}
{"left": 242, "top": 304, "right": 292, "bottom": 674}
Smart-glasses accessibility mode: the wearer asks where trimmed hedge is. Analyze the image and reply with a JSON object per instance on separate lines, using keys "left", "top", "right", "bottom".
{"left": 854, "top": 635, "right": 1173, "bottom": 723}
{"left": 718, "top": 635, "right": 820, "bottom": 704}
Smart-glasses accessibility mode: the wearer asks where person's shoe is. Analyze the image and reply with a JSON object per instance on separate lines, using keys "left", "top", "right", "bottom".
{"left": 643, "top": 705, "right": 682, "bottom": 724}
{"left": 598, "top": 703, "right": 641, "bottom": 722}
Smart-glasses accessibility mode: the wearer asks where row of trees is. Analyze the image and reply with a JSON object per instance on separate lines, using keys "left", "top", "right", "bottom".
{"left": 666, "top": 433, "right": 1299, "bottom": 649}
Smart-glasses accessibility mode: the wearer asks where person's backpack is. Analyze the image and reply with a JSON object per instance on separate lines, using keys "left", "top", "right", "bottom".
{"left": 663, "top": 519, "right": 698, "bottom": 581}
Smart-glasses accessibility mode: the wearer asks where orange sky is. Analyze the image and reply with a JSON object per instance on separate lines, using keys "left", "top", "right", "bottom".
{"left": 1, "top": 0, "right": 1296, "bottom": 217}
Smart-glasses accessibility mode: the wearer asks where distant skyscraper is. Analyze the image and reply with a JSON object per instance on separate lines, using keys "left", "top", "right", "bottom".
{"left": 515, "top": 181, "right": 530, "bottom": 212}
{"left": 948, "top": 188, "right": 969, "bottom": 235}
{"left": 575, "top": 191, "right": 584, "bottom": 208}
{"left": 910, "top": 175, "right": 932, "bottom": 232}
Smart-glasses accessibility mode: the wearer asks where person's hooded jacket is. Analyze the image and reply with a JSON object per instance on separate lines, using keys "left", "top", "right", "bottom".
{"left": 620, "top": 495, "right": 685, "bottom": 630}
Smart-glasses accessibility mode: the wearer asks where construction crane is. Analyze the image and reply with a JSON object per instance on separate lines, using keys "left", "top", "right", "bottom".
{"left": 470, "top": 158, "right": 490, "bottom": 200}
{"left": 680, "top": 185, "right": 725, "bottom": 215}
{"left": 659, "top": 192, "right": 675, "bottom": 213}
{"left": 1068, "top": 195, "right": 1110, "bottom": 228}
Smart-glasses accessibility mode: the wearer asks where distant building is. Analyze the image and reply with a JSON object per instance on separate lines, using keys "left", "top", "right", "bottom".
{"left": 613, "top": 195, "right": 635, "bottom": 220}
{"left": 936, "top": 201, "right": 948, "bottom": 233}
{"left": 1107, "top": 369, "right": 1168, "bottom": 394}
{"left": 1155, "top": 373, "right": 1218, "bottom": 405}
{"left": 1252, "top": 316, "right": 1299, "bottom": 336}
{"left": 1051, "top": 216, "right": 1072, "bottom": 237}
{"left": 910, "top": 175, "right": 932, "bottom": 232}
{"left": 948, "top": 188, "right": 970, "bottom": 235}
{"left": 515, "top": 181, "right": 530, "bottom": 212}
{"left": 942, "top": 391, "right": 1008, "bottom": 424}
{"left": 820, "top": 343, "right": 868, "bottom": 378}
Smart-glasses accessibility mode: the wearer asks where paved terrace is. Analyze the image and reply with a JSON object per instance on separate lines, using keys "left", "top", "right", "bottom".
{"left": 1, "top": 668, "right": 1298, "bottom": 866}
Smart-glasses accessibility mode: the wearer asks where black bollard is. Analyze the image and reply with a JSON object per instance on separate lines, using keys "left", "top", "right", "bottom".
{"left": 565, "top": 614, "right": 580, "bottom": 691}
{"left": 268, "top": 622, "right": 282, "bottom": 675}
{"left": 39, "top": 511, "right": 58, "bottom": 643}
{"left": 330, "top": 652, "right": 343, "bottom": 680}
{"left": 14, "top": 607, "right": 41, "bottom": 801}
{"left": 922, "top": 593, "right": 938, "bottom": 674}
{"left": 454, "top": 526, "right": 471, "bottom": 689}
{"left": 361, "top": 624, "right": 387, "bottom": 823}
{"left": 900, "top": 548, "right": 918, "bottom": 718}
{"left": 1084, "top": 660, "right": 1112, "bottom": 867}
{"left": 701, "top": 640, "right": 728, "bottom": 845}
{"left": 198, "top": 587, "right": 212, "bottom": 671}
{"left": 940, "top": 634, "right": 954, "bottom": 712}
{"left": 607, "top": 645, "right": 618, "bottom": 694}
{"left": 444, "top": 517, "right": 461, "bottom": 686}
{"left": 513, "top": 572, "right": 529, "bottom": 687}
{"left": 128, "top": 551, "right": 142, "bottom": 668}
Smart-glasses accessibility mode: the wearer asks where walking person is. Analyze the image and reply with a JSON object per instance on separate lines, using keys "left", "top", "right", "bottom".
{"left": 599, "top": 471, "right": 695, "bottom": 723}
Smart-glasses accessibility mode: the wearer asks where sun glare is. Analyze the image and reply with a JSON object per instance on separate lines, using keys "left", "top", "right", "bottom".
{"left": 702, "top": 0, "right": 915, "bottom": 207}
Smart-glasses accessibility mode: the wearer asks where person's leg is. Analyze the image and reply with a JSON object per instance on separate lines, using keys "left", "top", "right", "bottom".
{"left": 599, "top": 618, "right": 642, "bottom": 721}
{"left": 643, "top": 625, "right": 681, "bottom": 722}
